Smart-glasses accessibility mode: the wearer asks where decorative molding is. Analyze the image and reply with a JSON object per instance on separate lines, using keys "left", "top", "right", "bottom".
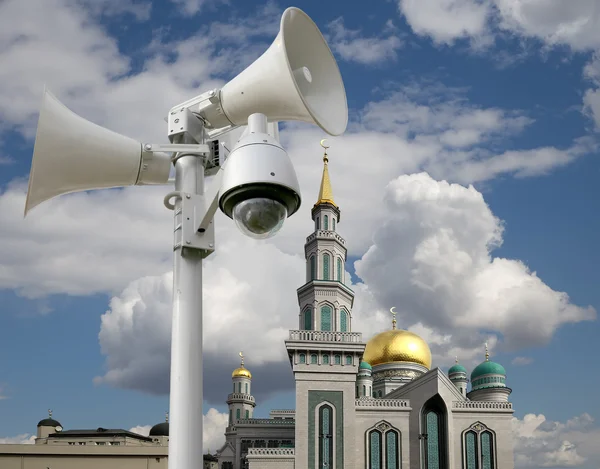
{"left": 452, "top": 401, "right": 512, "bottom": 410}
{"left": 288, "top": 330, "right": 362, "bottom": 343}
{"left": 235, "top": 418, "right": 295, "bottom": 425}
{"left": 373, "top": 369, "right": 423, "bottom": 381}
{"left": 355, "top": 398, "right": 410, "bottom": 408}
{"left": 247, "top": 448, "right": 295, "bottom": 456}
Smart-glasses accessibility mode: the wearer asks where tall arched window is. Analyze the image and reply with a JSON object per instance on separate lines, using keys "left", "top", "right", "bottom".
{"left": 238, "top": 382, "right": 241, "bottom": 393}
{"left": 236, "top": 409, "right": 240, "bottom": 421}
{"left": 316, "top": 217, "right": 320, "bottom": 230}
{"left": 245, "top": 383, "right": 248, "bottom": 394}
{"left": 310, "top": 256, "right": 316, "bottom": 280}
{"left": 323, "top": 354, "right": 330, "bottom": 364}
{"left": 369, "top": 430, "right": 382, "bottom": 469}
{"left": 229, "top": 409, "right": 232, "bottom": 424}
{"left": 422, "top": 395, "right": 448, "bottom": 469}
{"left": 340, "top": 310, "right": 348, "bottom": 332}
{"left": 245, "top": 410, "right": 249, "bottom": 419}
{"left": 311, "top": 354, "right": 318, "bottom": 364}
{"left": 299, "top": 353, "right": 306, "bottom": 364}
{"left": 323, "top": 253, "right": 330, "bottom": 280}
{"left": 304, "top": 308, "right": 312, "bottom": 330}
{"left": 363, "top": 385, "right": 366, "bottom": 396}
{"left": 332, "top": 218, "right": 336, "bottom": 230}
{"left": 465, "top": 431, "right": 478, "bottom": 469}
{"left": 462, "top": 424, "right": 496, "bottom": 469}
{"left": 337, "top": 258, "right": 343, "bottom": 282}
{"left": 321, "top": 305, "right": 332, "bottom": 331}
{"left": 324, "top": 215, "right": 329, "bottom": 230}
{"left": 367, "top": 425, "right": 401, "bottom": 469}
{"left": 386, "top": 430, "right": 399, "bottom": 469}
{"left": 481, "top": 431, "right": 494, "bottom": 469}
{"left": 319, "top": 405, "right": 334, "bottom": 469}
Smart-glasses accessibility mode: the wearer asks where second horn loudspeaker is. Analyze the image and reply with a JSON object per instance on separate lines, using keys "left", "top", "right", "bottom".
{"left": 218, "top": 7, "right": 348, "bottom": 136}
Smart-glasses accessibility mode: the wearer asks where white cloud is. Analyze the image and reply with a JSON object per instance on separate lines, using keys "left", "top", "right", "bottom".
{"left": 168, "top": 0, "right": 225, "bottom": 16}
{"left": 398, "top": 0, "right": 492, "bottom": 45}
{"left": 129, "top": 408, "right": 227, "bottom": 451}
{"left": 511, "top": 356, "right": 533, "bottom": 365}
{"left": 328, "top": 18, "right": 403, "bottom": 65}
{"left": 513, "top": 413, "right": 600, "bottom": 468}
{"left": 0, "top": 434, "right": 36, "bottom": 444}
{"left": 353, "top": 173, "right": 595, "bottom": 351}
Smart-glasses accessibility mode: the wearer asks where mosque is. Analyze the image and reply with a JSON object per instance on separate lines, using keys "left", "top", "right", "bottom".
{"left": 216, "top": 145, "right": 515, "bottom": 469}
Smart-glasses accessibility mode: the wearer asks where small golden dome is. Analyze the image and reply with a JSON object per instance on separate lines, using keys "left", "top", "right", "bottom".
{"left": 363, "top": 329, "right": 432, "bottom": 369}
{"left": 232, "top": 367, "right": 252, "bottom": 379}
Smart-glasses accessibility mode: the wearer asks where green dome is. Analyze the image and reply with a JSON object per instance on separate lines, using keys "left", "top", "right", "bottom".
{"left": 359, "top": 361, "right": 372, "bottom": 370}
{"left": 448, "top": 363, "right": 467, "bottom": 375}
{"left": 471, "top": 360, "right": 505, "bottom": 380}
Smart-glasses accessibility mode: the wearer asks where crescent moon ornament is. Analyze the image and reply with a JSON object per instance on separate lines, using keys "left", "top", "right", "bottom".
{"left": 320, "top": 139, "right": 329, "bottom": 149}
{"left": 390, "top": 307, "right": 397, "bottom": 315}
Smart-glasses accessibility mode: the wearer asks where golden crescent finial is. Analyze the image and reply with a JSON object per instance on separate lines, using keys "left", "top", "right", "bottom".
{"left": 239, "top": 351, "right": 244, "bottom": 366}
{"left": 320, "top": 139, "right": 329, "bottom": 150}
{"left": 320, "top": 139, "right": 329, "bottom": 164}
{"left": 484, "top": 342, "right": 489, "bottom": 361}
{"left": 390, "top": 307, "right": 397, "bottom": 330}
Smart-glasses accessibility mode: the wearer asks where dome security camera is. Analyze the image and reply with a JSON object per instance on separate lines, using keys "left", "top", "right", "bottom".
{"left": 218, "top": 114, "right": 301, "bottom": 240}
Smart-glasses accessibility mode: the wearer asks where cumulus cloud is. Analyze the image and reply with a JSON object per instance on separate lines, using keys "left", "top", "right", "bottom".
{"left": 129, "top": 408, "right": 227, "bottom": 451}
{"left": 513, "top": 413, "right": 600, "bottom": 468}
{"left": 327, "top": 18, "right": 403, "bottom": 65}
{"left": 511, "top": 356, "right": 533, "bottom": 366}
{"left": 354, "top": 173, "right": 595, "bottom": 351}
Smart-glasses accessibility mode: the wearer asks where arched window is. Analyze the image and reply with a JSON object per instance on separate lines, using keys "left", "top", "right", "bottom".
{"left": 236, "top": 409, "right": 240, "bottom": 421}
{"left": 386, "top": 430, "right": 399, "bottom": 469}
{"left": 323, "top": 253, "right": 330, "bottom": 280}
{"left": 319, "top": 405, "right": 334, "bottom": 469}
{"left": 346, "top": 355, "right": 352, "bottom": 365}
{"left": 238, "top": 382, "right": 241, "bottom": 393}
{"left": 310, "top": 256, "right": 316, "bottom": 280}
{"left": 337, "top": 258, "right": 343, "bottom": 282}
{"left": 369, "top": 430, "right": 382, "bottom": 469}
{"left": 340, "top": 309, "right": 348, "bottom": 332}
{"left": 316, "top": 217, "right": 320, "bottom": 230}
{"left": 321, "top": 305, "right": 332, "bottom": 331}
{"left": 323, "top": 354, "right": 330, "bottom": 365}
{"left": 245, "top": 410, "right": 249, "bottom": 419}
{"left": 299, "top": 353, "right": 306, "bottom": 364}
{"left": 311, "top": 354, "right": 318, "bottom": 364}
{"left": 367, "top": 426, "right": 400, "bottom": 469}
{"left": 245, "top": 383, "right": 248, "bottom": 394}
{"left": 233, "top": 383, "right": 235, "bottom": 392}
{"left": 363, "top": 385, "right": 366, "bottom": 396}
{"left": 422, "top": 395, "right": 448, "bottom": 469}
{"left": 229, "top": 410, "right": 232, "bottom": 424}
{"left": 462, "top": 424, "right": 496, "bottom": 469}
{"left": 304, "top": 308, "right": 312, "bottom": 330}
{"left": 465, "top": 431, "right": 478, "bottom": 469}
{"left": 333, "top": 218, "right": 336, "bottom": 230}
{"left": 334, "top": 354, "right": 341, "bottom": 365}
{"left": 481, "top": 432, "right": 494, "bottom": 469}
{"left": 324, "top": 215, "right": 329, "bottom": 230}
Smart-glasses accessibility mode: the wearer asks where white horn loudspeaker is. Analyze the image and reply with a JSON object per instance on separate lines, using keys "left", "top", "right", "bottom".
{"left": 212, "top": 7, "right": 347, "bottom": 136}
{"left": 24, "top": 90, "right": 171, "bottom": 216}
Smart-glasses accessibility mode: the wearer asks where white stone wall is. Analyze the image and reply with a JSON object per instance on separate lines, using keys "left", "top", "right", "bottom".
{"left": 246, "top": 448, "right": 295, "bottom": 469}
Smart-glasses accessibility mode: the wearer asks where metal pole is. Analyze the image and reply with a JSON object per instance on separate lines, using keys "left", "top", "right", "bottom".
{"left": 169, "top": 152, "right": 205, "bottom": 469}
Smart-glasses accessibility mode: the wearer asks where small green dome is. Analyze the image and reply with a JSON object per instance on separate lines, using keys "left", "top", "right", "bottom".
{"left": 471, "top": 360, "right": 505, "bottom": 380}
{"left": 448, "top": 363, "right": 467, "bottom": 375}
{"left": 359, "top": 361, "right": 372, "bottom": 370}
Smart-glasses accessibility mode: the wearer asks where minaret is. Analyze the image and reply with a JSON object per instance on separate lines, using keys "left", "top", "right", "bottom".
{"left": 448, "top": 356, "right": 468, "bottom": 397}
{"left": 226, "top": 352, "right": 256, "bottom": 426}
{"left": 286, "top": 141, "right": 366, "bottom": 469}
{"left": 297, "top": 140, "right": 354, "bottom": 332}
{"left": 357, "top": 361, "right": 373, "bottom": 398}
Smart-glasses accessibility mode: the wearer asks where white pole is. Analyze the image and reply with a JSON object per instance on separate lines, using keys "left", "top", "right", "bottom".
{"left": 169, "top": 152, "right": 205, "bottom": 469}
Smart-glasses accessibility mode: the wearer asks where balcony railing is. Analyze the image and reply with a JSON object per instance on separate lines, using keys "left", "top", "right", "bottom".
{"left": 247, "top": 448, "right": 295, "bottom": 456}
{"left": 306, "top": 230, "right": 345, "bottom": 245}
{"left": 288, "top": 330, "right": 362, "bottom": 343}
{"left": 452, "top": 401, "right": 513, "bottom": 410}
{"left": 236, "top": 418, "right": 295, "bottom": 425}
{"left": 226, "top": 393, "right": 255, "bottom": 403}
{"left": 355, "top": 398, "right": 410, "bottom": 408}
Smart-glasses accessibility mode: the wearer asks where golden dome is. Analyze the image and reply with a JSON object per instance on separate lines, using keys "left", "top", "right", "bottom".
{"left": 232, "top": 366, "right": 252, "bottom": 379}
{"left": 363, "top": 329, "right": 432, "bottom": 369}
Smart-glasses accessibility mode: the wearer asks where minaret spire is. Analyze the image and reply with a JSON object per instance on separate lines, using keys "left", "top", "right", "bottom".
{"left": 390, "top": 307, "right": 397, "bottom": 330}
{"left": 485, "top": 342, "right": 489, "bottom": 361}
{"left": 314, "top": 139, "right": 337, "bottom": 208}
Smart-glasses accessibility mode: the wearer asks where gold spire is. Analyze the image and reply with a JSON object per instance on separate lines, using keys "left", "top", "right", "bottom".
{"left": 314, "top": 140, "right": 337, "bottom": 208}
{"left": 485, "top": 342, "right": 489, "bottom": 361}
{"left": 239, "top": 351, "right": 244, "bottom": 367}
{"left": 390, "top": 307, "right": 397, "bottom": 330}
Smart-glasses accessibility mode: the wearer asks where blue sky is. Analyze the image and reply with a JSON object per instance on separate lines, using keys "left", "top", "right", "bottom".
{"left": 1, "top": 0, "right": 600, "bottom": 466}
